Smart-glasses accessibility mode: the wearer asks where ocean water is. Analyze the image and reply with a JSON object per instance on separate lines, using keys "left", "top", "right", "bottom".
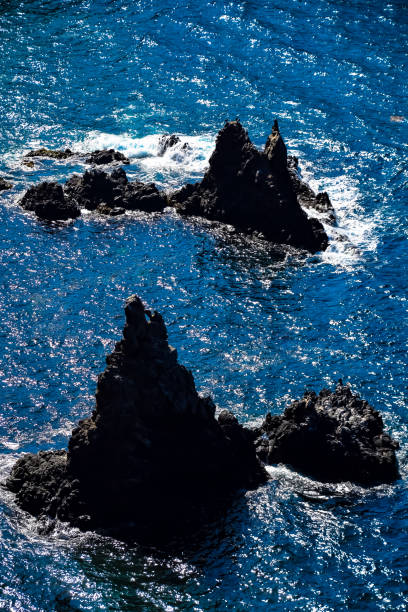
{"left": 0, "top": 0, "right": 408, "bottom": 609}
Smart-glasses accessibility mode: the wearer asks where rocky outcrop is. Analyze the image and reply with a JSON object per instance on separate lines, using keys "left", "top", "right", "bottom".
{"left": 0, "top": 177, "right": 13, "bottom": 191}
{"left": 170, "top": 120, "right": 328, "bottom": 253}
{"left": 251, "top": 381, "right": 399, "bottom": 485}
{"left": 288, "top": 156, "right": 336, "bottom": 225}
{"left": 23, "top": 148, "right": 130, "bottom": 165}
{"left": 85, "top": 149, "right": 130, "bottom": 165}
{"left": 20, "top": 182, "right": 81, "bottom": 220}
{"left": 6, "top": 296, "right": 266, "bottom": 539}
{"left": 19, "top": 169, "right": 166, "bottom": 219}
{"left": 25, "top": 148, "right": 75, "bottom": 160}
{"left": 64, "top": 168, "right": 166, "bottom": 214}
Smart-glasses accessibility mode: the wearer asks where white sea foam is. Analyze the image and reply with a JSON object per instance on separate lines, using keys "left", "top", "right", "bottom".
{"left": 286, "top": 156, "right": 378, "bottom": 267}
{"left": 78, "top": 130, "right": 215, "bottom": 189}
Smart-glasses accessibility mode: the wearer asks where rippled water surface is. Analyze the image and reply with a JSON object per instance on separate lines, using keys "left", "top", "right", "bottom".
{"left": 1, "top": 1, "right": 408, "bottom": 610}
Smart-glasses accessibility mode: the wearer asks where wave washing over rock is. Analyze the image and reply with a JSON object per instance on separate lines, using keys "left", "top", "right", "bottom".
{"left": 6, "top": 295, "right": 266, "bottom": 541}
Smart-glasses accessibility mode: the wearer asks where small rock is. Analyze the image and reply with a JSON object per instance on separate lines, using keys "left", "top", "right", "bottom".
{"left": 86, "top": 149, "right": 130, "bottom": 165}
{"left": 0, "top": 177, "right": 13, "bottom": 191}
{"left": 20, "top": 182, "right": 81, "bottom": 220}
{"left": 97, "top": 204, "right": 125, "bottom": 216}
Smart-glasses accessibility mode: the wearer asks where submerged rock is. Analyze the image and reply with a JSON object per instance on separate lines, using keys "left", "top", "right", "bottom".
{"left": 6, "top": 296, "right": 266, "bottom": 538}
{"left": 251, "top": 381, "right": 399, "bottom": 485}
{"left": 288, "top": 156, "right": 336, "bottom": 225}
{"left": 64, "top": 168, "right": 166, "bottom": 213}
{"left": 170, "top": 120, "right": 328, "bottom": 253}
{"left": 85, "top": 149, "right": 130, "bottom": 165}
{"left": 20, "top": 182, "right": 81, "bottom": 220}
{"left": 0, "top": 177, "right": 13, "bottom": 191}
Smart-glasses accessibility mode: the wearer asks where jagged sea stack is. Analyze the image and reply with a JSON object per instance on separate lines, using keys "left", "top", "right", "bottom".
{"left": 7, "top": 296, "right": 266, "bottom": 539}
{"left": 170, "top": 120, "right": 328, "bottom": 253}
{"left": 251, "top": 381, "right": 400, "bottom": 485}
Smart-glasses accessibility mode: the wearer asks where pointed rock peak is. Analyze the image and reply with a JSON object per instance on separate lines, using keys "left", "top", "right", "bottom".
{"left": 215, "top": 119, "right": 252, "bottom": 150}
{"left": 123, "top": 294, "right": 168, "bottom": 345}
{"left": 209, "top": 120, "right": 256, "bottom": 174}
{"left": 264, "top": 118, "right": 287, "bottom": 170}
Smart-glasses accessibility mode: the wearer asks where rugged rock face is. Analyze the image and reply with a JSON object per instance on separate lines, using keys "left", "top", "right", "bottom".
{"left": 0, "top": 177, "right": 13, "bottom": 191}
{"left": 85, "top": 149, "right": 130, "bottom": 165}
{"left": 170, "top": 120, "right": 328, "bottom": 253}
{"left": 64, "top": 168, "right": 166, "bottom": 214}
{"left": 6, "top": 296, "right": 266, "bottom": 538}
{"left": 251, "top": 381, "right": 399, "bottom": 485}
{"left": 20, "top": 182, "right": 81, "bottom": 220}
{"left": 287, "top": 156, "right": 336, "bottom": 225}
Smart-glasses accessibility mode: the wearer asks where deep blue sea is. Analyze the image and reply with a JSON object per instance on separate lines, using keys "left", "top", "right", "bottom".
{"left": 1, "top": 0, "right": 408, "bottom": 609}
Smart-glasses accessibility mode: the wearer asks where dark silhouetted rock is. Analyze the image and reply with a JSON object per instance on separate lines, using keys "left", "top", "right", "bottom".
{"left": 251, "top": 381, "right": 399, "bottom": 485}
{"left": 23, "top": 147, "right": 130, "bottom": 166}
{"left": 6, "top": 296, "right": 266, "bottom": 539}
{"left": 158, "top": 134, "right": 181, "bottom": 156}
{"left": 0, "top": 177, "right": 13, "bottom": 191}
{"left": 85, "top": 149, "right": 130, "bottom": 165}
{"left": 20, "top": 182, "right": 81, "bottom": 220}
{"left": 264, "top": 119, "right": 288, "bottom": 173}
{"left": 64, "top": 168, "right": 165, "bottom": 213}
{"left": 170, "top": 120, "right": 328, "bottom": 253}
{"left": 25, "top": 148, "right": 75, "bottom": 160}
{"left": 288, "top": 156, "right": 336, "bottom": 225}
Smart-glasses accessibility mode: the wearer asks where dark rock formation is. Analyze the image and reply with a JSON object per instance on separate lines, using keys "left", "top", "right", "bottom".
{"left": 20, "top": 182, "right": 81, "bottom": 221}
{"left": 158, "top": 134, "right": 180, "bottom": 156}
{"left": 0, "top": 177, "right": 13, "bottom": 191}
{"left": 288, "top": 156, "right": 336, "bottom": 225}
{"left": 251, "top": 381, "right": 399, "bottom": 485}
{"left": 6, "top": 296, "right": 266, "bottom": 539}
{"left": 25, "top": 148, "right": 75, "bottom": 160}
{"left": 170, "top": 120, "right": 328, "bottom": 253}
{"left": 85, "top": 149, "right": 130, "bottom": 165}
{"left": 64, "top": 168, "right": 166, "bottom": 214}
{"left": 23, "top": 148, "right": 130, "bottom": 166}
